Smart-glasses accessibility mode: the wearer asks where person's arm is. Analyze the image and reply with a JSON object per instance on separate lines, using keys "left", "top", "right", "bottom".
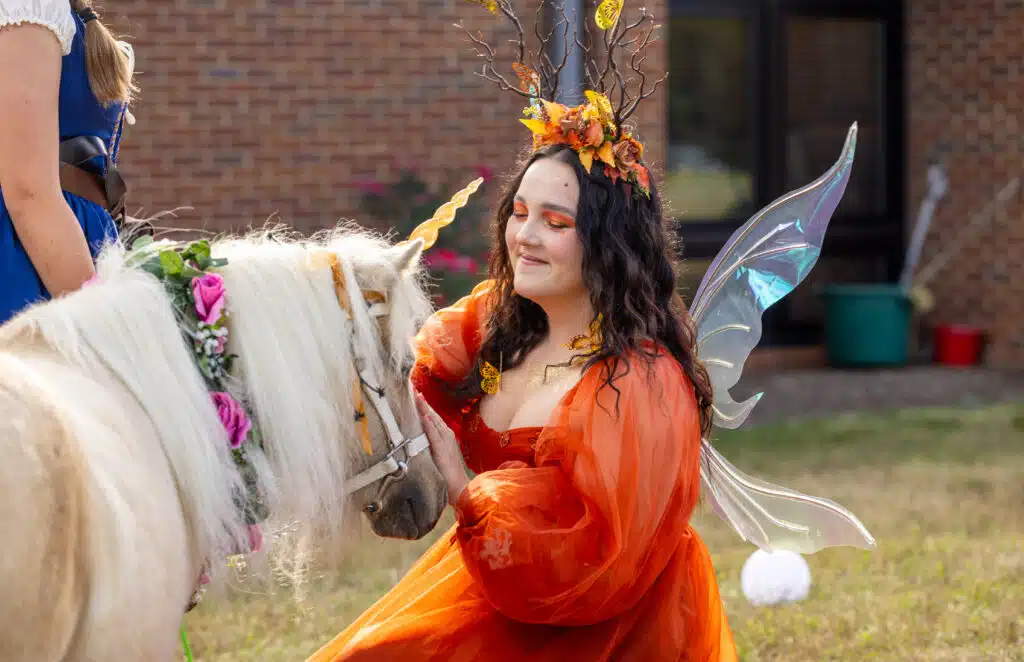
{"left": 409, "top": 280, "right": 495, "bottom": 438}
{"left": 0, "top": 22, "right": 96, "bottom": 297}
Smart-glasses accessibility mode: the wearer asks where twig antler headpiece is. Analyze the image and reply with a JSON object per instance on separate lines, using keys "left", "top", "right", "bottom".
{"left": 458, "top": 0, "right": 666, "bottom": 198}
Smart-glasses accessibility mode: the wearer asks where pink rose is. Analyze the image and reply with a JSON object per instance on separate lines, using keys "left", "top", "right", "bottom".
{"left": 192, "top": 273, "right": 226, "bottom": 325}
{"left": 211, "top": 391, "right": 251, "bottom": 448}
{"left": 248, "top": 524, "right": 263, "bottom": 553}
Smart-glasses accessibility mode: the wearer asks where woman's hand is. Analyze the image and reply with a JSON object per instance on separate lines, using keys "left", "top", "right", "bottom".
{"left": 414, "top": 392, "right": 469, "bottom": 507}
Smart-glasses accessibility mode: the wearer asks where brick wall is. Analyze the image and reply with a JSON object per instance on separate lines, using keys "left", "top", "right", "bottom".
{"left": 105, "top": 0, "right": 529, "bottom": 235}
{"left": 104, "top": 0, "right": 666, "bottom": 234}
{"left": 906, "top": 0, "right": 1024, "bottom": 367}
{"left": 102, "top": 0, "right": 1024, "bottom": 368}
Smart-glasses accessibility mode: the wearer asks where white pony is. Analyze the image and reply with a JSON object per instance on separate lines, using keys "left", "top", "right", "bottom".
{"left": 0, "top": 225, "right": 448, "bottom": 661}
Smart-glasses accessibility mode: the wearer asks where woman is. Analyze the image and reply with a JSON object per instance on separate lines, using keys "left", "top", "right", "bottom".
{"left": 0, "top": 0, "right": 135, "bottom": 324}
{"left": 308, "top": 95, "right": 739, "bottom": 659}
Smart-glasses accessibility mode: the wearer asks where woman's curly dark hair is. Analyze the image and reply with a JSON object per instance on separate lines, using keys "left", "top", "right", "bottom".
{"left": 457, "top": 144, "right": 714, "bottom": 437}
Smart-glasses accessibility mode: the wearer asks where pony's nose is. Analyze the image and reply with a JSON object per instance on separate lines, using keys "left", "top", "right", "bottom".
{"left": 368, "top": 480, "right": 431, "bottom": 540}
{"left": 396, "top": 480, "right": 441, "bottom": 539}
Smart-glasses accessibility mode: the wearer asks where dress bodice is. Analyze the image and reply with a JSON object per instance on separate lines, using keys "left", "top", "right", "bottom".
{"left": 459, "top": 399, "right": 544, "bottom": 475}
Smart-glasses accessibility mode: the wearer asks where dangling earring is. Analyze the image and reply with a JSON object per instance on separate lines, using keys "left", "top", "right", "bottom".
{"left": 480, "top": 351, "right": 503, "bottom": 395}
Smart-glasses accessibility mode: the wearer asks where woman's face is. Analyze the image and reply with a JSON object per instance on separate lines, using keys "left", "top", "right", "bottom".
{"left": 504, "top": 157, "right": 584, "bottom": 303}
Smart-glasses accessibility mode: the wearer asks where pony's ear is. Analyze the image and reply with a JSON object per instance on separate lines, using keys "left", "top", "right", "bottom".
{"left": 385, "top": 238, "right": 425, "bottom": 274}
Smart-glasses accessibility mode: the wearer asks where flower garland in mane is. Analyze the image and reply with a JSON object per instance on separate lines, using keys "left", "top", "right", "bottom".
{"left": 104, "top": 236, "right": 269, "bottom": 604}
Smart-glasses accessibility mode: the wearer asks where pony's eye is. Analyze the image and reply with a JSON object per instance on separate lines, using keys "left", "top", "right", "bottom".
{"left": 364, "top": 501, "right": 380, "bottom": 515}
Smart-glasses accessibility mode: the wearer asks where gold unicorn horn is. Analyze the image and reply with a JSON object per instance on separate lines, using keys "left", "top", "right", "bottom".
{"left": 400, "top": 177, "right": 484, "bottom": 251}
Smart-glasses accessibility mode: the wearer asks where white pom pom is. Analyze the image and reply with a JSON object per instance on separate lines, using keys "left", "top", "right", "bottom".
{"left": 740, "top": 549, "right": 812, "bottom": 606}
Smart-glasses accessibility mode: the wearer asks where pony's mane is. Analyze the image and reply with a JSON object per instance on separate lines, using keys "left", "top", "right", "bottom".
{"left": 0, "top": 225, "right": 432, "bottom": 570}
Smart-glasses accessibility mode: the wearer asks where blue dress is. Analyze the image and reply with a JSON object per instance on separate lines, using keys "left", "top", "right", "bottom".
{"left": 0, "top": 7, "right": 129, "bottom": 323}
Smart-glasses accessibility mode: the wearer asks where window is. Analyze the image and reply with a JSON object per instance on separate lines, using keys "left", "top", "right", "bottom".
{"left": 785, "top": 17, "right": 888, "bottom": 217}
{"left": 666, "top": 16, "right": 755, "bottom": 222}
{"left": 667, "top": 0, "right": 904, "bottom": 345}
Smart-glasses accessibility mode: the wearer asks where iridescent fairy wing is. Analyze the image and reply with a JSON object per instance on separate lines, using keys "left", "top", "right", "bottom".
{"left": 699, "top": 440, "right": 876, "bottom": 554}
{"left": 689, "top": 122, "right": 877, "bottom": 554}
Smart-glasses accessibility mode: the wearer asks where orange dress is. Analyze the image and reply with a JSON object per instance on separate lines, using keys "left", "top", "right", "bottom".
{"left": 307, "top": 282, "right": 738, "bottom": 662}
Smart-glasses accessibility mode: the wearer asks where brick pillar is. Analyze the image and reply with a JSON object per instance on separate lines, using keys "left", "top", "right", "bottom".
{"left": 906, "top": 0, "right": 1024, "bottom": 367}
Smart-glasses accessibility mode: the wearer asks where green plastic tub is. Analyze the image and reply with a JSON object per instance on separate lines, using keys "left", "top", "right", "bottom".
{"left": 820, "top": 284, "right": 911, "bottom": 367}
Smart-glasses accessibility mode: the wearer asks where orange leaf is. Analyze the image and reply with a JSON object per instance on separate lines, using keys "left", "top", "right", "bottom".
{"left": 512, "top": 62, "right": 540, "bottom": 94}
{"left": 578, "top": 148, "right": 594, "bottom": 174}
{"left": 520, "top": 118, "right": 549, "bottom": 135}
{"left": 596, "top": 141, "right": 616, "bottom": 167}
{"left": 635, "top": 165, "right": 650, "bottom": 191}
{"left": 541, "top": 99, "right": 566, "bottom": 125}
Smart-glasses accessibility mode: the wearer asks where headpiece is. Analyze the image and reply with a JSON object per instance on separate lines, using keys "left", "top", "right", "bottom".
{"left": 458, "top": 0, "right": 665, "bottom": 198}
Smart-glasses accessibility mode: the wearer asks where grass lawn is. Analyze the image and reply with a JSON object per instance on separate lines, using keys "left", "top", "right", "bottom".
{"left": 180, "top": 404, "right": 1024, "bottom": 661}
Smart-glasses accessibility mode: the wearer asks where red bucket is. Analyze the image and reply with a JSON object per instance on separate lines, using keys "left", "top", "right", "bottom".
{"left": 933, "top": 324, "right": 986, "bottom": 366}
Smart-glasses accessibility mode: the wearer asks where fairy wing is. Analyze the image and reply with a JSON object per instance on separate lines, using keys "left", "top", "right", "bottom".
{"left": 690, "top": 122, "right": 877, "bottom": 554}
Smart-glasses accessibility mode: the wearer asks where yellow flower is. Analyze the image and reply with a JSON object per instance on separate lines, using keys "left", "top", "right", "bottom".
{"left": 584, "top": 90, "right": 615, "bottom": 129}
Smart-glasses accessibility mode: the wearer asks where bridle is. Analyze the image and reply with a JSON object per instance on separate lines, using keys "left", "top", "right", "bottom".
{"left": 185, "top": 250, "right": 430, "bottom": 613}
{"left": 313, "top": 252, "right": 430, "bottom": 496}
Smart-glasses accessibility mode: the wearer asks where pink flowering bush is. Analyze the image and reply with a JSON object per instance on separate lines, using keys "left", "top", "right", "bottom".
{"left": 358, "top": 166, "right": 493, "bottom": 306}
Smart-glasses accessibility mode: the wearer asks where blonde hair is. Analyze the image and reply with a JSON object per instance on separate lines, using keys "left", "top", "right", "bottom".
{"left": 69, "top": 0, "right": 137, "bottom": 105}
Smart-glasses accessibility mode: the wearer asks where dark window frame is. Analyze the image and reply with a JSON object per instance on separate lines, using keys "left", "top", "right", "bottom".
{"left": 667, "top": 0, "right": 906, "bottom": 344}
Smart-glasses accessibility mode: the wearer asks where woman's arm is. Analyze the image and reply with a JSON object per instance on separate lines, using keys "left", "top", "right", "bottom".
{"left": 409, "top": 279, "right": 495, "bottom": 438}
{"left": 0, "top": 23, "right": 96, "bottom": 297}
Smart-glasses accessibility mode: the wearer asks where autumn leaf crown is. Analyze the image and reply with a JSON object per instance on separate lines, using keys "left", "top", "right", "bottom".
{"left": 458, "top": 0, "right": 665, "bottom": 198}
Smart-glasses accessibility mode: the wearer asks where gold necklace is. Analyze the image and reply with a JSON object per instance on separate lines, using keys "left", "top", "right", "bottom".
{"left": 524, "top": 357, "right": 585, "bottom": 389}
{"left": 480, "top": 314, "right": 603, "bottom": 395}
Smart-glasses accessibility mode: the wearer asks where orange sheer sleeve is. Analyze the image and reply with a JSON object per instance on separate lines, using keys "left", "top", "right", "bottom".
{"left": 409, "top": 280, "right": 494, "bottom": 437}
{"left": 453, "top": 353, "right": 702, "bottom": 627}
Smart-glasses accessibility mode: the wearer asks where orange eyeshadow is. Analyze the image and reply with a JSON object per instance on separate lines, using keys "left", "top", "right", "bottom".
{"left": 544, "top": 211, "right": 576, "bottom": 227}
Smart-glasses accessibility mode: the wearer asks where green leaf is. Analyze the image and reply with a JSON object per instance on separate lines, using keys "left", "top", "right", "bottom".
{"left": 183, "top": 240, "right": 213, "bottom": 269}
{"left": 159, "top": 250, "right": 184, "bottom": 275}
{"left": 248, "top": 425, "right": 263, "bottom": 449}
{"left": 208, "top": 258, "right": 229, "bottom": 268}
{"left": 130, "top": 235, "right": 154, "bottom": 251}
{"left": 140, "top": 259, "right": 164, "bottom": 278}
{"left": 181, "top": 264, "right": 204, "bottom": 279}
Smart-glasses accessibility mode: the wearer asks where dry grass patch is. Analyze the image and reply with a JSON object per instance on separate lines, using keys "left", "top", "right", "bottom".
{"left": 180, "top": 404, "right": 1024, "bottom": 661}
